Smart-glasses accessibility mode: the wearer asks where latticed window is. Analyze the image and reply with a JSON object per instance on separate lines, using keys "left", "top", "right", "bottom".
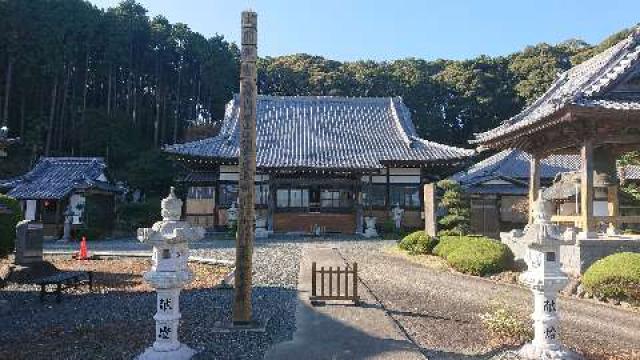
{"left": 187, "top": 186, "right": 215, "bottom": 199}
{"left": 390, "top": 185, "right": 420, "bottom": 209}
{"left": 276, "top": 187, "right": 309, "bottom": 208}
{"left": 320, "top": 189, "right": 353, "bottom": 208}
{"left": 362, "top": 184, "right": 386, "bottom": 208}
{"left": 218, "top": 183, "right": 238, "bottom": 207}
{"left": 255, "top": 183, "right": 269, "bottom": 206}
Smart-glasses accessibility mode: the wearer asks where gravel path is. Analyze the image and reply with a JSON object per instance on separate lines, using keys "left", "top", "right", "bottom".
{"left": 0, "top": 239, "right": 301, "bottom": 360}
{"left": 336, "top": 242, "right": 640, "bottom": 360}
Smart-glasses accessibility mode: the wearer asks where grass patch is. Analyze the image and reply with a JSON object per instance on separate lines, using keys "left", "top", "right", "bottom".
{"left": 384, "top": 245, "right": 449, "bottom": 271}
{"left": 481, "top": 302, "right": 532, "bottom": 346}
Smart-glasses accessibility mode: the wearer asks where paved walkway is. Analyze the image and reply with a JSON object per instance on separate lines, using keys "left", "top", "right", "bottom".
{"left": 264, "top": 246, "right": 425, "bottom": 360}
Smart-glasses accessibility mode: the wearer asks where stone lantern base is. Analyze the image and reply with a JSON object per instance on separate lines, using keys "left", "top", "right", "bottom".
{"left": 137, "top": 344, "right": 197, "bottom": 360}
{"left": 519, "top": 343, "right": 583, "bottom": 360}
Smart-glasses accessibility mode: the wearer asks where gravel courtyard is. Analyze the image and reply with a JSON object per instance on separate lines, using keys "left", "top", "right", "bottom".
{"left": 0, "top": 239, "right": 301, "bottom": 360}
{"left": 2, "top": 238, "right": 640, "bottom": 359}
{"left": 337, "top": 241, "right": 640, "bottom": 360}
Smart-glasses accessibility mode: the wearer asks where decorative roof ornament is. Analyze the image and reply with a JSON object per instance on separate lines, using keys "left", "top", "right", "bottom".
{"left": 522, "top": 190, "right": 563, "bottom": 247}
{"left": 161, "top": 187, "right": 183, "bottom": 221}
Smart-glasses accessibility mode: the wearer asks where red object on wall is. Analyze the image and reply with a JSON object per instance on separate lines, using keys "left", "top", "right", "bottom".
{"left": 79, "top": 236, "right": 88, "bottom": 260}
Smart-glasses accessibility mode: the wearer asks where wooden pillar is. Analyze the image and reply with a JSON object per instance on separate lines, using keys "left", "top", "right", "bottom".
{"left": 607, "top": 184, "right": 619, "bottom": 234}
{"left": 233, "top": 10, "right": 257, "bottom": 325}
{"left": 267, "top": 177, "right": 275, "bottom": 232}
{"left": 580, "top": 138, "right": 594, "bottom": 236}
{"left": 528, "top": 154, "right": 540, "bottom": 223}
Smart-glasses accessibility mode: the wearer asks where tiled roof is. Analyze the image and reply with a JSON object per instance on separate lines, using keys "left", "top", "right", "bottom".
{"left": 6, "top": 157, "right": 117, "bottom": 200}
{"left": 452, "top": 149, "right": 580, "bottom": 187}
{"left": 473, "top": 29, "right": 640, "bottom": 145}
{"left": 165, "top": 95, "right": 473, "bottom": 170}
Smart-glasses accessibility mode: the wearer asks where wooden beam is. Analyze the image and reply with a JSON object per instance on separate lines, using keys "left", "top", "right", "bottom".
{"left": 580, "top": 138, "right": 594, "bottom": 235}
{"left": 529, "top": 153, "right": 540, "bottom": 223}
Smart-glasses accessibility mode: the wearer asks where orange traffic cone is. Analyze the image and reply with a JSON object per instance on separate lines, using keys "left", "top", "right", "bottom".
{"left": 79, "top": 236, "right": 88, "bottom": 260}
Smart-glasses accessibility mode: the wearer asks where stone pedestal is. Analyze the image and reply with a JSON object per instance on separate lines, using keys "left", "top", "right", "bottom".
{"left": 255, "top": 215, "right": 268, "bottom": 239}
{"left": 518, "top": 191, "right": 583, "bottom": 360}
{"left": 14, "top": 220, "right": 43, "bottom": 265}
{"left": 137, "top": 187, "right": 205, "bottom": 360}
{"left": 363, "top": 216, "right": 378, "bottom": 238}
{"left": 59, "top": 208, "right": 73, "bottom": 242}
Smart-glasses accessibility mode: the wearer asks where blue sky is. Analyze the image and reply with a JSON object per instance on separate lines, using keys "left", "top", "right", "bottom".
{"left": 88, "top": 0, "right": 640, "bottom": 61}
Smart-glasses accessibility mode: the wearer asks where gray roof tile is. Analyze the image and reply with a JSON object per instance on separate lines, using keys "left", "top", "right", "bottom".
{"left": 165, "top": 95, "right": 473, "bottom": 169}
{"left": 453, "top": 149, "right": 580, "bottom": 186}
{"left": 6, "top": 157, "right": 116, "bottom": 200}
{"left": 473, "top": 29, "right": 640, "bottom": 145}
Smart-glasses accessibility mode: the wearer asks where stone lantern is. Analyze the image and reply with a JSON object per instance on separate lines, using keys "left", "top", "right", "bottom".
{"left": 518, "top": 191, "right": 582, "bottom": 360}
{"left": 137, "top": 187, "right": 205, "bottom": 360}
{"left": 363, "top": 216, "right": 378, "bottom": 238}
{"left": 58, "top": 207, "right": 74, "bottom": 243}
{"left": 391, "top": 203, "right": 404, "bottom": 230}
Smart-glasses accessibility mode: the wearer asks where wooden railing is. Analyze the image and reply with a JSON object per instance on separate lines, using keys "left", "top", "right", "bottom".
{"left": 310, "top": 262, "right": 360, "bottom": 305}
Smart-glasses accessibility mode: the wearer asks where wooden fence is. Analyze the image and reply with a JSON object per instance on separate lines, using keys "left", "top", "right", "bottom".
{"left": 310, "top": 262, "right": 360, "bottom": 305}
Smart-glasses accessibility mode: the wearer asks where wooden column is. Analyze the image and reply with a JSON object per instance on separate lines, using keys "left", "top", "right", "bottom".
{"left": 528, "top": 154, "right": 540, "bottom": 223}
{"left": 580, "top": 138, "right": 594, "bottom": 235}
{"left": 607, "top": 185, "right": 619, "bottom": 234}
{"left": 233, "top": 10, "right": 257, "bottom": 325}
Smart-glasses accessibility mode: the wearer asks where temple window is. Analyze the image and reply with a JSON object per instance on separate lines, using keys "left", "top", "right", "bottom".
{"left": 218, "top": 183, "right": 238, "bottom": 207}
{"left": 362, "top": 184, "right": 386, "bottom": 208}
{"left": 276, "top": 187, "right": 309, "bottom": 208}
{"left": 390, "top": 185, "right": 420, "bottom": 209}
{"left": 187, "top": 186, "right": 215, "bottom": 199}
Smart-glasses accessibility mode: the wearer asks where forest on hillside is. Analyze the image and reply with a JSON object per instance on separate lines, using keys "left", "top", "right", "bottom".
{"left": 0, "top": 0, "right": 634, "bottom": 195}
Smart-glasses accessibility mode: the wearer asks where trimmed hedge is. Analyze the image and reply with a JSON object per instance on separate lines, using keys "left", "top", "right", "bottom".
{"left": 434, "top": 235, "right": 513, "bottom": 276}
{"left": 0, "top": 195, "right": 23, "bottom": 257}
{"left": 582, "top": 252, "right": 640, "bottom": 302}
{"left": 398, "top": 231, "right": 438, "bottom": 255}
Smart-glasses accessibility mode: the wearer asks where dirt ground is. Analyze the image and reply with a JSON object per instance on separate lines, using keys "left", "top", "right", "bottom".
{"left": 339, "top": 244, "right": 640, "bottom": 360}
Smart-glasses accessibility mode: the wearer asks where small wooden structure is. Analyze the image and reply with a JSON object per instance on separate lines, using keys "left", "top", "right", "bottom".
{"left": 3, "top": 157, "right": 120, "bottom": 238}
{"left": 472, "top": 28, "right": 640, "bottom": 237}
{"left": 310, "top": 262, "right": 360, "bottom": 305}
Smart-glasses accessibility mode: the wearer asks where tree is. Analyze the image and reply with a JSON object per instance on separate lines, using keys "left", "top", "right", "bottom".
{"left": 436, "top": 179, "right": 470, "bottom": 236}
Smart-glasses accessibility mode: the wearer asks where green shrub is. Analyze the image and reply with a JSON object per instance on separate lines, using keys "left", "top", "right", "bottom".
{"left": 398, "top": 231, "right": 438, "bottom": 255}
{"left": 381, "top": 218, "right": 395, "bottom": 234}
{"left": 433, "top": 236, "right": 466, "bottom": 259}
{"left": 582, "top": 252, "right": 640, "bottom": 302}
{"left": 0, "top": 195, "right": 22, "bottom": 257}
{"left": 434, "top": 235, "right": 513, "bottom": 276}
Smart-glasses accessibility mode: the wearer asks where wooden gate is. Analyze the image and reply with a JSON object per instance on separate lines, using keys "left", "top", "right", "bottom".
{"left": 310, "top": 262, "right": 360, "bottom": 305}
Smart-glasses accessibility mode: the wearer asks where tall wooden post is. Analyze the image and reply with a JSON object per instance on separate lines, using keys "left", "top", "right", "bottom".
{"left": 528, "top": 154, "right": 540, "bottom": 223}
{"left": 233, "top": 10, "right": 257, "bottom": 325}
{"left": 580, "top": 138, "right": 594, "bottom": 237}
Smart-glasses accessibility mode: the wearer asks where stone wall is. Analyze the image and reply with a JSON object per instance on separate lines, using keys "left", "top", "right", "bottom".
{"left": 501, "top": 231, "right": 640, "bottom": 276}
